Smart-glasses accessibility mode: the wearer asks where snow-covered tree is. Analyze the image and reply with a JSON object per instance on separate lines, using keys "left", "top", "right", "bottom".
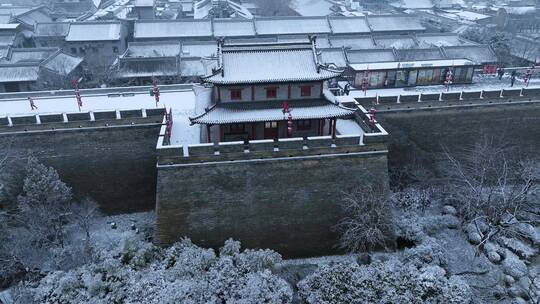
{"left": 24, "top": 238, "right": 292, "bottom": 304}
{"left": 336, "top": 185, "right": 395, "bottom": 253}
{"left": 298, "top": 258, "right": 472, "bottom": 304}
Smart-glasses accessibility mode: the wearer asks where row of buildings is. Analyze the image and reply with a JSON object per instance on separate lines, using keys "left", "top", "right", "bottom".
{"left": 0, "top": 13, "right": 499, "bottom": 91}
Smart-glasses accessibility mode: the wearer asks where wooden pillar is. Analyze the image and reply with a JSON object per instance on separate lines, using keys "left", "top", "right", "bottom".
{"left": 320, "top": 82, "right": 324, "bottom": 97}
{"left": 251, "top": 86, "right": 255, "bottom": 101}
{"left": 331, "top": 119, "right": 337, "bottom": 139}
{"left": 207, "top": 125, "right": 212, "bottom": 143}
{"left": 251, "top": 123, "right": 257, "bottom": 140}
{"left": 328, "top": 119, "right": 332, "bottom": 135}
{"left": 219, "top": 125, "right": 223, "bottom": 142}
{"left": 287, "top": 84, "right": 291, "bottom": 99}
{"left": 217, "top": 87, "right": 221, "bottom": 103}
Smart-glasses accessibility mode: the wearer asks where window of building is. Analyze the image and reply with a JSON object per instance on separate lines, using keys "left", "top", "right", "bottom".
{"left": 70, "top": 47, "right": 77, "bottom": 54}
{"left": 296, "top": 120, "right": 311, "bottom": 131}
{"left": 229, "top": 123, "right": 245, "bottom": 133}
{"left": 265, "top": 121, "right": 278, "bottom": 128}
{"left": 300, "top": 85, "right": 312, "bottom": 97}
{"left": 266, "top": 87, "right": 277, "bottom": 98}
{"left": 113, "top": 46, "right": 119, "bottom": 53}
{"left": 230, "top": 89, "right": 242, "bottom": 100}
{"left": 79, "top": 47, "right": 86, "bottom": 55}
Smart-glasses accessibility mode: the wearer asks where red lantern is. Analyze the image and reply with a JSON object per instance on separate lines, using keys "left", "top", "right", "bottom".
{"left": 287, "top": 113, "right": 293, "bottom": 137}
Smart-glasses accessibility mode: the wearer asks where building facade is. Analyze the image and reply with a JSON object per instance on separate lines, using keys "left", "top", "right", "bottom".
{"left": 191, "top": 39, "right": 356, "bottom": 143}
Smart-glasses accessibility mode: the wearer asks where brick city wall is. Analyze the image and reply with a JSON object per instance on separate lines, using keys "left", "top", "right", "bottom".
{"left": 155, "top": 148, "right": 389, "bottom": 258}
{"left": 0, "top": 109, "right": 164, "bottom": 214}
{"left": 373, "top": 99, "right": 540, "bottom": 172}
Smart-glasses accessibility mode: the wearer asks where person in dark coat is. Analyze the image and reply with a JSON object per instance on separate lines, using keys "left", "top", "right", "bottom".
{"left": 510, "top": 71, "right": 517, "bottom": 87}
{"left": 497, "top": 67, "right": 504, "bottom": 80}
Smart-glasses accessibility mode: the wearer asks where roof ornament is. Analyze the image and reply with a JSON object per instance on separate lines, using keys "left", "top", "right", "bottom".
{"left": 309, "top": 35, "right": 320, "bottom": 73}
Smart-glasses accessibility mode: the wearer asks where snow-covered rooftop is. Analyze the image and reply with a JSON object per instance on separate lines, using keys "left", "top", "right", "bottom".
{"left": 65, "top": 22, "right": 122, "bottom": 42}
{"left": 213, "top": 19, "right": 255, "bottom": 37}
{"left": 34, "top": 22, "right": 70, "bottom": 37}
{"left": 133, "top": 15, "right": 426, "bottom": 39}
{"left": 443, "top": 45, "right": 497, "bottom": 64}
{"left": 416, "top": 33, "right": 469, "bottom": 47}
{"left": 254, "top": 17, "right": 330, "bottom": 36}
{"left": 203, "top": 42, "right": 342, "bottom": 84}
{"left": 346, "top": 49, "right": 396, "bottom": 63}
{"left": 42, "top": 52, "right": 83, "bottom": 75}
{"left": 367, "top": 15, "right": 425, "bottom": 32}
{"left": 0, "top": 65, "right": 40, "bottom": 82}
{"left": 190, "top": 99, "right": 355, "bottom": 125}
{"left": 374, "top": 35, "right": 418, "bottom": 49}
{"left": 329, "top": 35, "right": 377, "bottom": 49}
{"left": 124, "top": 42, "right": 181, "bottom": 58}
{"left": 328, "top": 16, "right": 371, "bottom": 34}
{"left": 134, "top": 20, "right": 213, "bottom": 39}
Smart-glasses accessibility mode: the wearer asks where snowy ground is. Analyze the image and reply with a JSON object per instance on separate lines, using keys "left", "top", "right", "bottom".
{"left": 0, "top": 88, "right": 200, "bottom": 146}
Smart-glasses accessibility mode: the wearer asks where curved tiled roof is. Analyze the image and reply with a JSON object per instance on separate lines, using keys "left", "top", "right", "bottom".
{"left": 203, "top": 43, "right": 343, "bottom": 84}
{"left": 190, "top": 99, "right": 355, "bottom": 125}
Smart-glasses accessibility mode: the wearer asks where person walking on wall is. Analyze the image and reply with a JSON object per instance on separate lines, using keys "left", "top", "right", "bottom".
{"left": 28, "top": 97, "right": 37, "bottom": 110}
{"left": 497, "top": 67, "right": 504, "bottom": 80}
{"left": 510, "top": 71, "right": 517, "bottom": 87}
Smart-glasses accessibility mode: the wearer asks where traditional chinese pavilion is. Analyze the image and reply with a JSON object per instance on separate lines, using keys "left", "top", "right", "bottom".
{"left": 190, "top": 38, "right": 356, "bottom": 142}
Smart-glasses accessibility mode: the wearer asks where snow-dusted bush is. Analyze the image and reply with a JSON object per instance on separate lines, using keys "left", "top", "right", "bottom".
{"left": 336, "top": 185, "right": 395, "bottom": 253}
{"left": 401, "top": 237, "right": 447, "bottom": 268}
{"left": 26, "top": 238, "right": 292, "bottom": 304}
{"left": 298, "top": 258, "right": 472, "bottom": 304}
{"left": 392, "top": 187, "right": 432, "bottom": 212}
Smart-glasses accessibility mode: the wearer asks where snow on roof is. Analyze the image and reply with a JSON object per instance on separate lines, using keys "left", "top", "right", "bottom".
{"left": 181, "top": 41, "right": 217, "bottom": 58}
{"left": 0, "top": 65, "right": 40, "bottom": 82}
{"left": 254, "top": 17, "right": 330, "bottom": 35}
{"left": 116, "top": 58, "right": 179, "bottom": 78}
{"left": 416, "top": 33, "right": 469, "bottom": 47}
{"left": 15, "top": 7, "right": 52, "bottom": 26}
{"left": 367, "top": 15, "right": 425, "bottom": 32}
{"left": 124, "top": 42, "right": 181, "bottom": 58}
{"left": 213, "top": 19, "right": 255, "bottom": 37}
{"left": 204, "top": 43, "right": 342, "bottom": 84}
{"left": 349, "top": 58, "right": 476, "bottom": 71}
{"left": 374, "top": 35, "right": 418, "bottom": 49}
{"left": 0, "top": 14, "right": 11, "bottom": 23}
{"left": 0, "top": 6, "right": 32, "bottom": 17}
{"left": 135, "top": 0, "right": 154, "bottom": 7}
{"left": 132, "top": 15, "right": 426, "bottom": 39}
{"left": 391, "top": 0, "right": 433, "bottom": 9}
{"left": 190, "top": 100, "right": 355, "bottom": 125}
{"left": 0, "top": 23, "right": 19, "bottom": 29}
{"left": 34, "top": 22, "right": 70, "bottom": 37}
{"left": 66, "top": 22, "right": 122, "bottom": 41}
{"left": 443, "top": 45, "right": 497, "bottom": 64}
{"left": 134, "top": 20, "right": 212, "bottom": 39}
{"left": 502, "top": 6, "right": 536, "bottom": 15}
{"left": 180, "top": 57, "right": 213, "bottom": 77}
{"left": 4, "top": 48, "right": 57, "bottom": 63}
{"left": 346, "top": 49, "right": 396, "bottom": 63}
{"left": 42, "top": 52, "right": 83, "bottom": 75}
{"left": 395, "top": 48, "right": 446, "bottom": 61}
{"left": 275, "top": 36, "right": 331, "bottom": 48}
{"left": 328, "top": 16, "right": 371, "bottom": 34}
{"left": 444, "top": 9, "right": 491, "bottom": 21}
{"left": 291, "top": 0, "right": 333, "bottom": 16}
{"left": 319, "top": 48, "right": 347, "bottom": 67}
{"left": 329, "top": 35, "right": 376, "bottom": 49}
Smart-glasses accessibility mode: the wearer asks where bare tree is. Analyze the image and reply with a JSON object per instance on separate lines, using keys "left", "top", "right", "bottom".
{"left": 442, "top": 137, "right": 540, "bottom": 253}
{"left": 336, "top": 184, "right": 395, "bottom": 253}
{"left": 71, "top": 197, "right": 101, "bottom": 241}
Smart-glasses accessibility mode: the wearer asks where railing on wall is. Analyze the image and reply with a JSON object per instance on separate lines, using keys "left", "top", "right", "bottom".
{"left": 156, "top": 104, "right": 389, "bottom": 164}
{"left": 354, "top": 87, "right": 540, "bottom": 106}
{"left": 0, "top": 108, "right": 165, "bottom": 128}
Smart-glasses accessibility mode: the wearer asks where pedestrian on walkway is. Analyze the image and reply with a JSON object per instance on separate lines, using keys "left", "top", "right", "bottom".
{"left": 510, "top": 71, "right": 516, "bottom": 87}
{"left": 28, "top": 97, "right": 37, "bottom": 110}
{"left": 497, "top": 67, "right": 504, "bottom": 80}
